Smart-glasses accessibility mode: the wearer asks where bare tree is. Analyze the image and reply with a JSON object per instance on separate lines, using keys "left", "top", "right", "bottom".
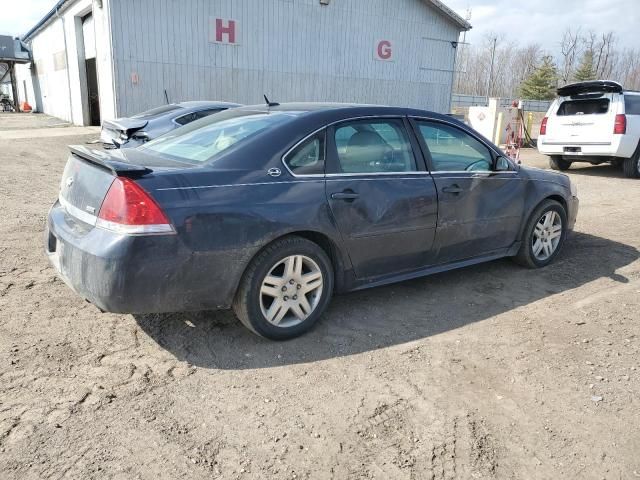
{"left": 453, "top": 28, "right": 636, "bottom": 99}
{"left": 559, "top": 28, "right": 581, "bottom": 83}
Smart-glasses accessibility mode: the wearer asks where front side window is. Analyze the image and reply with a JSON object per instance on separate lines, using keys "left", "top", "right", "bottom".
{"left": 417, "top": 121, "right": 493, "bottom": 172}
{"left": 333, "top": 119, "right": 416, "bottom": 174}
{"left": 141, "top": 111, "right": 297, "bottom": 163}
{"left": 284, "top": 132, "right": 325, "bottom": 175}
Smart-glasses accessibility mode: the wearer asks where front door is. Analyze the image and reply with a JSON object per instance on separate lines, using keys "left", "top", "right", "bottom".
{"left": 325, "top": 118, "right": 438, "bottom": 279}
{"left": 411, "top": 118, "right": 525, "bottom": 264}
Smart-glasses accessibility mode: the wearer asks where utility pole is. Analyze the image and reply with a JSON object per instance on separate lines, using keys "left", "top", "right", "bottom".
{"left": 486, "top": 36, "right": 497, "bottom": 99}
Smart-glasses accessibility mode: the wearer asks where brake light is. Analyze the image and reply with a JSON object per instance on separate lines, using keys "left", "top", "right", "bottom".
{"left": 97, "top": 177, "right": 174, "bottom": 234}
{"left": 540, "top": 117, "right": 548, "bottom": 136}
{"left": 614, "top": 114, "right": 626, "bottom": 134}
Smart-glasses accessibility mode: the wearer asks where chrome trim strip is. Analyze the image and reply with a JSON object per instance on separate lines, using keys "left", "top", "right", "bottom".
{"left": 155, "top": 180, "right": 318, "bottom": 191}
{"left": 324, "top": 171, "right": 427, "bottom": 177}
{"left": 58, "top": 195, "right": 98, "bottom": 226}
{"left": 541, "top": 141, "right": 612, "bottom": 146}
{"left": 429, "top": 170, "right": 518, "bottom": 175}
{"left": 95, "top": 218, "right": 175, "bottom": 235}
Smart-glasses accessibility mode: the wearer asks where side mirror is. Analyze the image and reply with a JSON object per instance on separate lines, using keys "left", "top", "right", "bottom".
{"left": 494, "top": 156, "right": 511, "bottom": 171}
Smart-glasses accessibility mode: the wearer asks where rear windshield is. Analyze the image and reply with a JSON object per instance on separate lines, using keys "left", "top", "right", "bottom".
{"left": 625, "top": 95, "right": 640, "bottom": 115}
{"left": 140, "top": 110, "right": 297, "bottom": 163}
{"left": 132, "top": 104, "right": 182, "bottom": 119}
{"left": 557, "top": 99, "right": 610, "bottom": 116}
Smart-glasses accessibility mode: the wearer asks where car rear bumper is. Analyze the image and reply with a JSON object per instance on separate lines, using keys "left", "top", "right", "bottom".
{"left": 45, "top": 200, "right": 243, "bottom": 314}
{"left": 537, "top": 135, "right": 636, "bottom": 159}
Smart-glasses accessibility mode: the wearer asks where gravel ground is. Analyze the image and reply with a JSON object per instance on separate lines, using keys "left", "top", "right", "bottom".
{"left": 1, "top": 114, "right": 639, "bottom": 479}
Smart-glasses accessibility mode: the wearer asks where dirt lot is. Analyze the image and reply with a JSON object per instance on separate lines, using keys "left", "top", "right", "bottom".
{"left": 1, "top": 113, "right": 639, "bottom": 479}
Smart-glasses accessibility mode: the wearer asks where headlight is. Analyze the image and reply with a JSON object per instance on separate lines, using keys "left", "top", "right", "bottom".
{"left": 570, "top": 181, "right": 578, "bottom": 197}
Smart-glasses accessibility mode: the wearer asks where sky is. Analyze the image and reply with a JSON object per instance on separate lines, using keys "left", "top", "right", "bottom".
{"left": 446, "top": 0, "right": 639, "bottom": 52}
{"left": 1, "top": 0, "right": 638, "bottom": 52}
{"left": 0, "top": 0, "right": 55, "bottom": 38}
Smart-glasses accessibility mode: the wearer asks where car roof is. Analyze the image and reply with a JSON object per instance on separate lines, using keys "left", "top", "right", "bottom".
{"left": 233, "top": 102, "right": 451, "bottom": 121}
{"left": 176, "top": 101, "right": 243, "bottom": 109}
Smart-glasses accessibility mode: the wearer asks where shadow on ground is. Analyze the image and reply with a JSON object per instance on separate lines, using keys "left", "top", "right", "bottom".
{"left": 135, "top": 232, "right": 638, "bottom": 370}
{"left": 563, "top": 163, "right": 630, "bottom": 178}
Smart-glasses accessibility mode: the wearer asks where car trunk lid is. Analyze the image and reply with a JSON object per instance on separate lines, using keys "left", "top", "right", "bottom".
{"left": 59, "top": 146, "right": 152, "bottom": 225}
{"left": 100, "top": 118, "right": 148, "bottom": 145}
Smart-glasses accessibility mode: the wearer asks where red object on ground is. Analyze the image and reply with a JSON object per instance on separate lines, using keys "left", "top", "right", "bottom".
{"left": 20, "top": 101, "right": 33, "bottom": 112}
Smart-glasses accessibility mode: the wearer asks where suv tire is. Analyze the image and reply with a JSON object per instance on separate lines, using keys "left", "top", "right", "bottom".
{"left": 622, "top": 149, "right": 640, "bottom": 179}
{"left": 549, "top": 156, "right": 572, "bottom": 171}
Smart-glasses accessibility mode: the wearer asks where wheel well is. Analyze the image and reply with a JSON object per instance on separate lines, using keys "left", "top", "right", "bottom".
{"left": 545, "top": 194, "right": 567, "bottom": 212}
{"left": 234, "top": 231, "right": 346, "bottom": 298}
{"left": 519, "top": 195, "right": 568, "bottom": 242}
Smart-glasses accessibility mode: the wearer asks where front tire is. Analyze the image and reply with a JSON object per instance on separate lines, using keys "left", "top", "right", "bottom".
{"left": 233, "top": 236, "right": 334, "bottom": 340}
{"left": 514, "top": 200, "right": 567, "bottom": 269}
{"left": 549, "top": 156, "right": 572, "bottom": 171}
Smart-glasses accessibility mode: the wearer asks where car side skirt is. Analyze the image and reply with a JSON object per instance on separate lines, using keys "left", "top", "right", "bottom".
{"left": 346, "top": 244, "right": 520, "bottom": 293}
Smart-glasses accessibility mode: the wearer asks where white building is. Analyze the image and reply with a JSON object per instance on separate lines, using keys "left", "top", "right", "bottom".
{"left": 16, "top": 0, "right": 470, "bottom": 126}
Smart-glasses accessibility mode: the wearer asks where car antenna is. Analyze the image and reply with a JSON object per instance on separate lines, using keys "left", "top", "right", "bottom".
{"left": 264, "top": 94, "right": 279, "bottom": 109}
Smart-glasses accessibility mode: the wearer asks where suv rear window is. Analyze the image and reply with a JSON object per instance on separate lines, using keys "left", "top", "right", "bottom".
{"left": 625, "top": 95, "right": 640, "bottom": 115}
{"left": 557, "top": 99, "right": 610, "bottom": 116}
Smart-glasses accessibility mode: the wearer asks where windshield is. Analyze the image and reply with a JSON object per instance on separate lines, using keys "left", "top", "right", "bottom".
{"left": 132, "top": 104, "right": 182, "bottom": 119}
{"left": 140, "top": 110, "right": 297, "bottom": 163}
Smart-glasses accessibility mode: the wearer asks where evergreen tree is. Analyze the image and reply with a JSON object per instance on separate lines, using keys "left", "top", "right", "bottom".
{"left": 519, "top": 56, "right": 558, "bottom": 100}
{"left": 574, "top": 50, "right": 597, "bottom": 81}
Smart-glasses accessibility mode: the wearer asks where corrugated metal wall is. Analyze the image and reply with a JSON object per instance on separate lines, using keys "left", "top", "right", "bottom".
{"left": 109, "top": 0, "right": 461, "bottom": 116}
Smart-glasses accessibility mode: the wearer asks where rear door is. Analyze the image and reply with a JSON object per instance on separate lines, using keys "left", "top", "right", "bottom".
{"left": 325, "top": 117, "right": 438, "bottom": 279}
{"left": 411, "top": 118, "right": 525, "bottom": 264}
{"left": 545, "top": 93, "right": 621, "bottom": 145}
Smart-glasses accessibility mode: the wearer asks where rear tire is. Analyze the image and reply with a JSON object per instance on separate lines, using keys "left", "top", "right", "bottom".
{"left": 622, "top": 153, "right": 640, "bottom": 179}
{"left": 549, "top": 156, "right": 572, "bottom": 171}
{"left": 233, "top": 236, "right": 334, "bottom": 340}
{"left": 514, "top": 200, "right": 568, "bottom": 269}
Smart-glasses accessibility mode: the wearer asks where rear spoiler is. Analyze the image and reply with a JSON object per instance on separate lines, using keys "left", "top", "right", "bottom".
{"left": 557, "top": 80, "right": 623, "bottom": 97}
{"left": 69, "top": 145, "right": 152, "bottom": 177}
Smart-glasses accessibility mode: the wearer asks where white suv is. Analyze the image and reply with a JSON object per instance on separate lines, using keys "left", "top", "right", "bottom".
{"left": 538, "top": 81, "right": 640, "bottom": 178}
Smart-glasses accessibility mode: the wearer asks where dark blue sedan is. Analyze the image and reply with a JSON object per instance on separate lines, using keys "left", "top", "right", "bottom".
{"left": 46, "top": 103, "right": 579, "bottom": 339}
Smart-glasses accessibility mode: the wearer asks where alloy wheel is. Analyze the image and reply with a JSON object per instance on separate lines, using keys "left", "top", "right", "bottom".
{"left": 532, "top": 210, "right": 563, "bottom": 261}
{"left": 259, "top": 255, "right": 324, "bottom": 327}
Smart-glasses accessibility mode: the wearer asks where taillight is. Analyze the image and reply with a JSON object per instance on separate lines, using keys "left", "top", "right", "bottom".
{"left": 614, "top": 114, "right": 626, "bottom": 134}
{"left": 97, "top": 177, "right": 174, "bottom": 234}
{"left": 540, "top": 117, "right": 548, "bottom": 136}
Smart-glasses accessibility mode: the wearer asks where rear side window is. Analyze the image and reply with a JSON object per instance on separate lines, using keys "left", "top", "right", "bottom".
{"left": 333, "top": 119, "right": 417, "bottom": 173}
{"left": 557, "top": 99, "right": 609, "bottom": 116}
{"left": 625, "top": 95, "right": 640, "bottom": 115}
{"left": 284, "top": 132, "right": 325, "bottom": 175}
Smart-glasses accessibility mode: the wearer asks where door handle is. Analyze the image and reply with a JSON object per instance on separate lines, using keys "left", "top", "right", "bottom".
{"left": 442, "top": 184, "right": 463, "bottom": 194}
{"left": 331, "top": 191, "right": 360, "bottom": 200}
